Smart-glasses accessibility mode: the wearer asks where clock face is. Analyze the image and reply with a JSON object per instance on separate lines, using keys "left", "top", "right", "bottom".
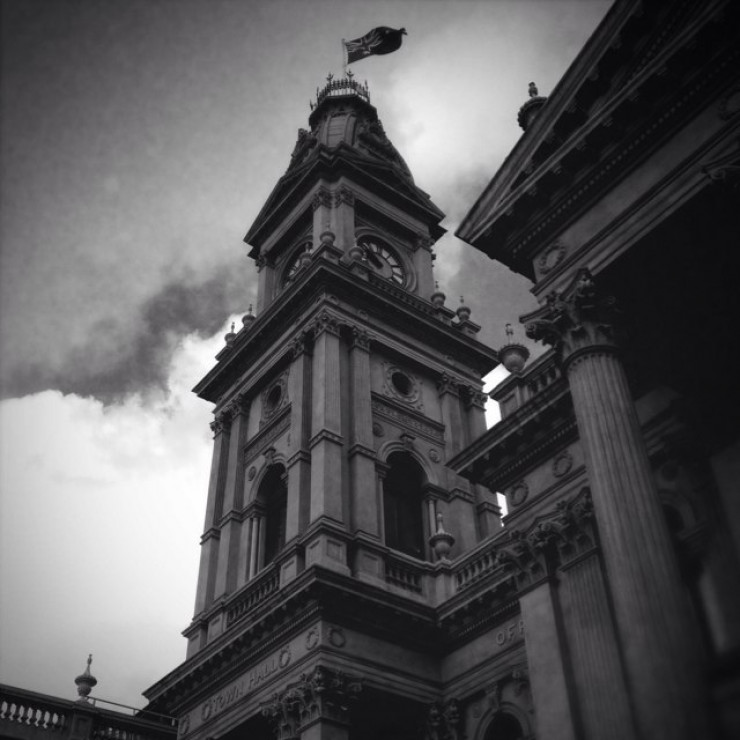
{"left": 359, "top": 237, "right": 405, "bottom": 286}
{"left": 283, "top": 240, "right": 312, "bottom": 284}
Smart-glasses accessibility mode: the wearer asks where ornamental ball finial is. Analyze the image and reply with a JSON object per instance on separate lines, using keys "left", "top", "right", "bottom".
{"left": 242, "top": 304, "right": 255, "bottom": 328}
{"left": 456, "top": 296, "right": 471, "bottom": 322}
{"left": 224, "top": 321, "right": 237, "bottom": 347}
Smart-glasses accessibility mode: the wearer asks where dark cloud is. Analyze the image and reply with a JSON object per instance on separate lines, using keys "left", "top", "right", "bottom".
{"left": 2, "top": 264, "right": 252, "bottom": 404}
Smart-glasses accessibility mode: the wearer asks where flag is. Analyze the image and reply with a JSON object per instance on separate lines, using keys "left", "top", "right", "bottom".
{"left": 344, "top": 27, "right": 407, "bottom": 65}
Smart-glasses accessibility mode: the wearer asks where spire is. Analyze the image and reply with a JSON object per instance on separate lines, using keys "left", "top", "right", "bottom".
{"left": 74, "top": 654, "right": 97, "bottom": 703}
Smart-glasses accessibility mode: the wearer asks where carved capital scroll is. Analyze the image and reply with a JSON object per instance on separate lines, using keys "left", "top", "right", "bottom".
{"left": 523, "top": 268, "right": 619, "bottom": 367}
{"left": 261, "top": 667, "right": 361, "bottom": 739}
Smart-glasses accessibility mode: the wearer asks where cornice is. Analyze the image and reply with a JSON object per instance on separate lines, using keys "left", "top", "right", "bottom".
{"left": 195, "top": 259, "right": 498, "bottom": 403}
{"left": 458, "top": 0, "right": 737, "bottom": 276}
{"left": 246, "top": 144, "right": 445, "bottom": 255}
{"left": 448, "top": 375, "right": 574, "bottom": 483}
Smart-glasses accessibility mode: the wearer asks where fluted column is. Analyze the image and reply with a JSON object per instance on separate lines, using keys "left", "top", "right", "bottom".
{"left": 501, "top": 541, "right": 577, "bottom": 740}
{"left": 193, "top": 412, "right": 231, "bottom": 615}
{"left": 549, "top": 495, "right": 637, "bottom": 740}
{"left": 524, "top": 268, "right": 707, "bottom": 740}
{"left": 309, "top": 311, "right": 344, "bottom": 523}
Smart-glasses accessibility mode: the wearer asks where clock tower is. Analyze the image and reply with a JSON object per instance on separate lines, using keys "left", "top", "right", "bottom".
{"left": 145, "top": 74, "right": 501, "bottom": 740}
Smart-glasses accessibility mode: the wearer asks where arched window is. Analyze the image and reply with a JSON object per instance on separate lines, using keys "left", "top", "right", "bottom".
{"left": 383, "top": 452, "right": 425, "bottom": 559}
{"left": 258, "top": 464, "right": 287, "bottom": 568}
{"left": 484, "top": 712, "right": 524, "bottom": 740}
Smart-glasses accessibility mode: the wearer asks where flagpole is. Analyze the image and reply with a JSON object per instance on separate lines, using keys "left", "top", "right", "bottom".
{"left": 341, "top": 38, "right": 347, "bottom": 75}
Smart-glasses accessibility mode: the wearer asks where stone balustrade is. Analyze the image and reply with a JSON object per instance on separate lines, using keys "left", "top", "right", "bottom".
{"left": 0, "top": 686, "right": 174, "bottom": 740}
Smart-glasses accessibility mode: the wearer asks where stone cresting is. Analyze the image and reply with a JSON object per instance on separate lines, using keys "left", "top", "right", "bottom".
{"left": 260, "top": 666, "right": 361, "bottom": 740}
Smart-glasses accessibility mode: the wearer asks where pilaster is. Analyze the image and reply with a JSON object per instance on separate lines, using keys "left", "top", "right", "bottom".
{"left": 287, "top": 332, "right": 313, "bottom": 542}
{"left": 437, "top": 374, "right": 464, "bottom": 457}
{"left": 214, "top": 395, "right": 249, "bottom": 599}
{"left": 330, "top": 185, "right": 355, "bottom": 252}
{"left": 524, "top": 268, "right": 708, "bottom": 740}
{"left": 193, "top": 412, "right": 231, "bottom": 615}
{"left": 348, "top": 326, "right": 378, "bottom": 537}
{"left": 309, "top": 312, "right": 344, "bottom": 524}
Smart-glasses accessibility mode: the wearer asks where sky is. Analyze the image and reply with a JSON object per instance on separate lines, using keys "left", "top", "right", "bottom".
{"left": 0, "top": 0, "right": 611, "bottom": 709}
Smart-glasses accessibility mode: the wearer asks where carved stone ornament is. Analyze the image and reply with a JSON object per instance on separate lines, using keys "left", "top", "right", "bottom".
{"left": 552, "top": 449, "right": 574, "bottom": 478}
{"left": 461, "top": 385, "right": 487, "bottom": 409}
{"left": 424, "top": 698, "right": 463, "bottom": 740}
{"left": 383, "top": 362, "right": 423, "bottom": 410}
{"left": 210, "top": 411, "right": 232, "bottom": 437}
{"left": 436, "top": 372, "right": 460, "bottom": 397}
{"left": 537, "top": 242, "right": 566, "bottom": 275}
{"left": 509, "top": 481, "right": 529, "bottom": 508}
{"left": 523, "top": 268, "right": 619, "bottom": 367}
{"left": 333, "top": 187, "right": 355, "bottom": 206}
{"left": 350, "top": 325, "right": 371, "bottom": 350}
{"left": 290, "top": 332, "right": 309, "bottom": 359}
{"left": 311, "top": 187, "right": 333, "bottom": 211}
{"left": 261, "top": 373, "right": 288, "bottom": 422}
{"left": 310, "top": 310, "right": 341, "bottom": 338}
{"left": 260, "top": 667, "right": 361, "bottom": 740}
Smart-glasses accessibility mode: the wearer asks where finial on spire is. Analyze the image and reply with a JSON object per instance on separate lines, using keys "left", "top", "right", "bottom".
{"left": 456, "top": 296, "right": 471, "bottom": 322}
{"left": 505, "top": 322, "right": 514, "bottom": 341}
{"left": 224, "top": 321, "right": 237, "bottom": 347}
{"left": 529, "top": 81, "right": 538, "bottom": 98}
{"left": 242, "top": 304, "right": 256, "bottom": 328}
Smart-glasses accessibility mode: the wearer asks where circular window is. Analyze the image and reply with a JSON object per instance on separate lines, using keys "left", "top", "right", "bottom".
{"left": 265, "top": 385, "right": 282, "bottom": 412}
{"left": 391, "top": 371, "right": 413, "bottom": 396}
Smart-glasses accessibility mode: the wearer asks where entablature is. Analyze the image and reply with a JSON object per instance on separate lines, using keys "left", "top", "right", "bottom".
{"left": 195, "top": 256, "right": 498, "bottom": 403}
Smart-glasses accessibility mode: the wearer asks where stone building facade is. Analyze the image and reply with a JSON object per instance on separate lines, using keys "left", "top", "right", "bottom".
{"left": 142, "top": 1, "right": 740, "bottom": 739}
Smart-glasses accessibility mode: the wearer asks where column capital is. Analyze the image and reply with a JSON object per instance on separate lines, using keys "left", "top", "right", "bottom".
{"left": 290, "top": 331, "right": 312, "bottom": 359}
{"left": 310, "top": 310, "right": 342, "bottom": 338}
{"left": 349, "top": 324, "right": 372, "bottom": 351}
{"left": 312, "top": 186, "right": 333, "bottom": 211}
{"left": 333, "top": 186, "right": 355, "bottom": 206}
{"left": 523, "top": 268, "right": 619, "bottom": 366}
{"left": 436, "top": 372, "right": 460, "bottom": 397}
{"left": 461, "top": 384, "right": 487, "bottom": 409}
{"left": 210, "top": 411, "right": 232, "bottom": 437}
{"left": 261, "top": 666, "right": 361, "bottom": 738}
{"left": 425, "top": 698, "right": 463, "bottom": 740}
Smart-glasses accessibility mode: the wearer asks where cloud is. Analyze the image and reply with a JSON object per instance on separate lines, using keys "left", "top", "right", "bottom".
{"left": 0, "top": 330, "right": 221, "bottom": 705}
{"left": 2, "top": 264, "right": 254, "bottom": 404}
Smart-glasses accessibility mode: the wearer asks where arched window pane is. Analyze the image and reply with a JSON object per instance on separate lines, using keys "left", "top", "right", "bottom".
{"left": 383, "top": 452, "right": 425, "bottom": 558}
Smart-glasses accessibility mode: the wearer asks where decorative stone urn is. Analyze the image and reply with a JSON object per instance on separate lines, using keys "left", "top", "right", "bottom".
{"left": 429, "top": 512, "right": 455, "bottom": 561}
{"left": 499, "top": 342, "right": 530, "bottom": 374}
